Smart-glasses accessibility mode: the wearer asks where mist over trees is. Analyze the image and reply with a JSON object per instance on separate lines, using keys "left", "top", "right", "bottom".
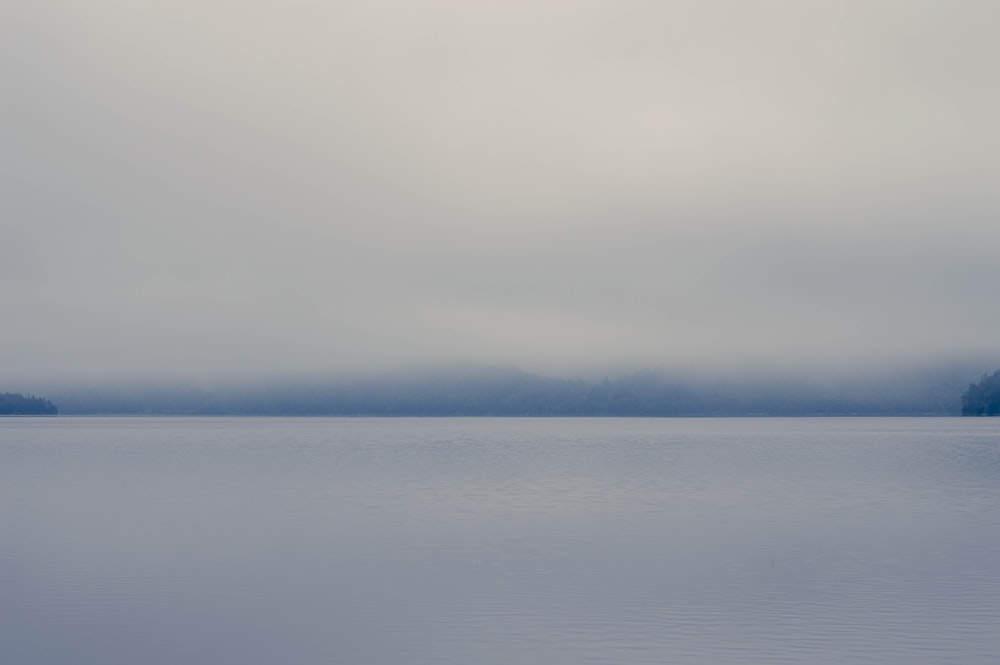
{"left": 0, "top": 393, "right": 58, "bottom": 415}
{"left": 44, "top": 363, "right": 974, "bottom": 417}
{"left": 961, "top": 370, "right": 1000, "bottom": 415}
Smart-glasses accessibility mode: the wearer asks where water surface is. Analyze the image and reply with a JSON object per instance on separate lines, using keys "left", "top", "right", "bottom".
{"left": 2, "top": 417, "right": 999, "bottom": 664}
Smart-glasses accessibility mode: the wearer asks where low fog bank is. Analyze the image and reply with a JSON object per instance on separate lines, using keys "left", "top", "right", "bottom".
{"left": 38, "top": 359, "right": 990, "bottom": 417}
{"left": 6, "top": 1, "right": 1000, "bottom": 401}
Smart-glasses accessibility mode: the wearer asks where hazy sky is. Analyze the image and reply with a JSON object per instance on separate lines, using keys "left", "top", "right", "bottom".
{"left": 3, "top": 0, "right": 999, "bottom": 381}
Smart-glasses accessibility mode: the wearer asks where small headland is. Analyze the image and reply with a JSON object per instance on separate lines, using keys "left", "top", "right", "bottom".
{"left": 0, "top": 392, "right": 58, "bottom": 415}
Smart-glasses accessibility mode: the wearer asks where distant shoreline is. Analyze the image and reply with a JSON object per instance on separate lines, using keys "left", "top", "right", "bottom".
{"left": 14, "top": 362, "right": 994, "bottom": 418}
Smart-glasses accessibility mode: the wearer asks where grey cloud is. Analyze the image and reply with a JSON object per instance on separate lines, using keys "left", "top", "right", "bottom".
{"left": 3, "top": 0, "right": 999, "bottom": 381}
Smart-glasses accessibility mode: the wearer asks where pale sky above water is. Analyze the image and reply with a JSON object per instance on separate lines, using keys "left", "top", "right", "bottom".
{"left": 3, "top": 1, "right": 999, "bottom": 381}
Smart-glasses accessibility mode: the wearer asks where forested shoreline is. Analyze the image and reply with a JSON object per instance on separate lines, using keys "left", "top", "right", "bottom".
{"left": 961, "top": 370, "right": 1000, "bottom": 415}
{"left": 0, "top": 392, "right": 58, "bottom": 415}
{"left": 40, "top": 364, "right": 976, "bottom": 417}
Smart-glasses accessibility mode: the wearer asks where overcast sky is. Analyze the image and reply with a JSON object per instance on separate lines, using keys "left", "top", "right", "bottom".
{"left": 3, "top": 0, "right": 999, "bottom": 381}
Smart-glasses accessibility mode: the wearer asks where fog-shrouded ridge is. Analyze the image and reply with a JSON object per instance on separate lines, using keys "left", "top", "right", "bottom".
{"left": 39, "top": 361, "right": 986, "bottom": 416}
{"left": 4, "top": 1, "right": 999, "bottom": 381}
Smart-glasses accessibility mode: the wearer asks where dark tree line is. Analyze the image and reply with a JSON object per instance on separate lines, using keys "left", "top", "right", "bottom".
{"left": 961, "top": 370, "right": 1000, "bottom": 415}
{"left": 47, "top": 364, "right": 971, "bottom": 416}
{"left": 0, "top": 392, "right": 58, "bottom": 415}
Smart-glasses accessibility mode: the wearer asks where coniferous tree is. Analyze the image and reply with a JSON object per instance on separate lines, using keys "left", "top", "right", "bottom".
{"left": 961, "top": 370, "right": 1000, "bottom": 416}
{"left": 0, "top": 393, "right": 58, "bottom": 415}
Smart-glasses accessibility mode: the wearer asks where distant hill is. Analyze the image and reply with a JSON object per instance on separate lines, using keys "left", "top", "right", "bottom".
{"left": 44, "top": 363, "right": 976, "bottom": 416}
{"left": 0, "top": 392, "right": 58, "bottom": 415}
{"left": 961, "top": 370, "right": 1000, "bottom": 415}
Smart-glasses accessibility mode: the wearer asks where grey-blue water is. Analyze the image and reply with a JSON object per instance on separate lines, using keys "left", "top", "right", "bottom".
{"left": 2, "top": 417, "right": 999, "bottom": 664}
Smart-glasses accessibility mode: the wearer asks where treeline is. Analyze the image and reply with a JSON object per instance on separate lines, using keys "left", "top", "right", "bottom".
{"left": 961, "top": 370, "right": 1000, "bottom": 415}
{"left": 47, "top": 364, "right": 972, "bottom": 416}
{"left": 0, "top": 392, "right": 58, "bottom": 415}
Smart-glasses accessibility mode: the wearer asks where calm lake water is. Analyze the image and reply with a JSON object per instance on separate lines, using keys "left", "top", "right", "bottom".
{"left": 2, "top": 417, "right": 999, "bottom": 664}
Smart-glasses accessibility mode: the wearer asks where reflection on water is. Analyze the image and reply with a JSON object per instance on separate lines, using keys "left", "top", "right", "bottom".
{"left": 2, "top": 417, "right": 1000, "bottom": 664}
